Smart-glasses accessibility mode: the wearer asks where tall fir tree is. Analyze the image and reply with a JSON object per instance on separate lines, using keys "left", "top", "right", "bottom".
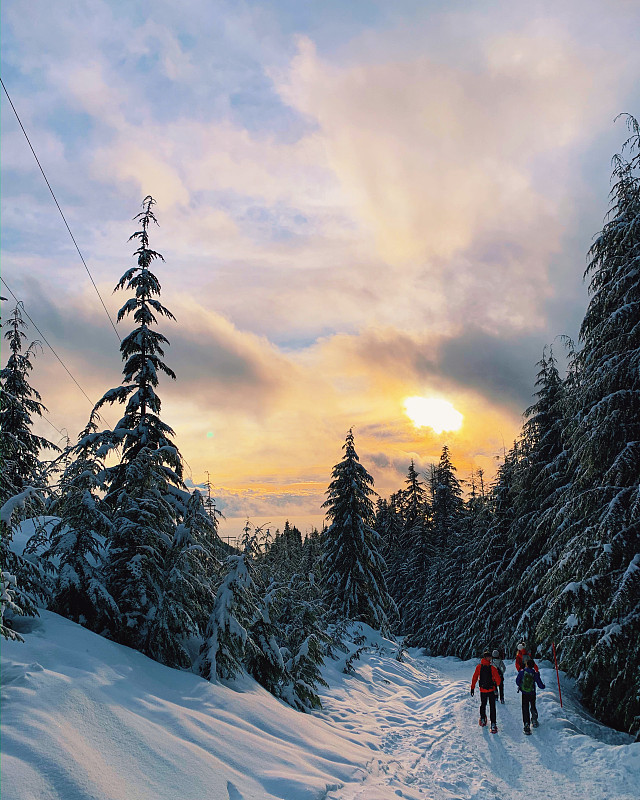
{"left": 0, "top": 304, "right": 57, "bottom": 504}
{"left": 0, "top": 303, "right": 56, "bottom": 638}
{"left": 85, "top": 197, "right": 204, "bottom": 657}
{"left": 322, "top": 429, "right": 393, "bottom": 630}
{"left": 537, "top": 116, "right": 640, "bottom": 737}
{"left": 430, "top": 445, "right": 464, "bottom": 553}
{"left": 376, "top": 493, "right": 404, "bottom": 608}
{"left": 91, "top": 196, "right": 182, "bottom": 498}
{"left": 396, "top": 461, "right": 432, "bottom": 635}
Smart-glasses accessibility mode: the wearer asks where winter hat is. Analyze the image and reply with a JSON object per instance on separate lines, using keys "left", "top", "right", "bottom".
{"left": 517, "top": 642, "right": 526, "bottom": 650}
{"left": 482, "top": 650, "right": 491, "bottom": 659}
{"left": 492, "top": 650, "right": 500, "bottom": 658}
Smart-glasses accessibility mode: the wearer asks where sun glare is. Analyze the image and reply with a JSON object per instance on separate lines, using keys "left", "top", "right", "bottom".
{"left": 403, "top": 396, "right": 464, "bottom": 434}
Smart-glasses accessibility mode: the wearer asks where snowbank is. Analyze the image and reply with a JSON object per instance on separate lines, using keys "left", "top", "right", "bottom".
{"left": 1, "top": 611, "right": 370, "bottom": 800}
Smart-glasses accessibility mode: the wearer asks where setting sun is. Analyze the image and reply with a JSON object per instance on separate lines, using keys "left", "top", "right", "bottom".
{"left": 403, "top": 396, "right": 464, "bottom": 434}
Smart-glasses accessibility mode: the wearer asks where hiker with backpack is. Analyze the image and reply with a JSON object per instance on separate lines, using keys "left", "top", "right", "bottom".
{"left": 492, "top": 649, "right": 506, "bottom": 703}
{"left": 470, "top": 650, "right": 502, "bottom": 733}
{"left": 515, "top": 641, "right": 540, "bottom": 673}
{"left": 516, "top": 653, "right": 545, "bottom": 735}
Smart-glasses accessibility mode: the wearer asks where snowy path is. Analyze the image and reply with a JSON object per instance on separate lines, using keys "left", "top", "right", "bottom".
{"left": 2, "top": 614, "right": 638, "bottom": 800}
{"left": 320, "top": 647, "right": 639, "bottom": 800}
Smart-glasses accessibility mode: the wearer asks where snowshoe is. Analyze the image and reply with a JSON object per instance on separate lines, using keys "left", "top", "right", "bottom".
{"left": 479, "top": 718, "right": 487, "bottom": 727}
{"left": 523, "top": 724, "right": 531, "bottom": 735}
{"left": 491, "top": 724, "right": 498, "bottom": 734}
{"left": 532, "top": 718, "right": 539, "bottom": 728}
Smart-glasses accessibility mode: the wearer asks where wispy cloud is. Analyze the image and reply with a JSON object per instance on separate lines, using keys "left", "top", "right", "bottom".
{"left": 2, "top": 0, "right": 639, "bottom": 529}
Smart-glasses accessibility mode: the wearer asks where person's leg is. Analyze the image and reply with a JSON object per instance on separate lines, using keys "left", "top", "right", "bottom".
{"left": 488, "top": 692, "right": 497, "bottom": 725}
{"left": 480, "top": 692, "right": 488, "bottom": 722}
{"left": 530, "top": 695, "right": 538, "bottom": 722}
{"left": 499, "top": 677, "right": 504, "bottom": 702}
{"left": 522, "top": 693, "right": 530, "bottom": 725}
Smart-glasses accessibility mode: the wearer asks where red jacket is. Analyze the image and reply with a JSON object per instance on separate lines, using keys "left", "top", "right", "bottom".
{"left": 515, "top": 649, "right": 539, "bottom": 673}
{"left": 471, "top": 658, "right": 502, "bottom": 693}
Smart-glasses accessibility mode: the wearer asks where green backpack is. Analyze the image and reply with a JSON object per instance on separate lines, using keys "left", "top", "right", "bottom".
{"left": 521, "top": 669, "right": 535, "bottom": 693}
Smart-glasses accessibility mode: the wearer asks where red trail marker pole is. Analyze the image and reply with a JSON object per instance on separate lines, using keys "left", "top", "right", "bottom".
{"left": 552, "top": 641, "right": 563, "bottom": 708}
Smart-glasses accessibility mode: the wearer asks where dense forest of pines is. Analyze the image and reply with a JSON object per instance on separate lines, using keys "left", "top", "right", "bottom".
{"left": 1, "top": 119, "right": 638, "bottom": 739}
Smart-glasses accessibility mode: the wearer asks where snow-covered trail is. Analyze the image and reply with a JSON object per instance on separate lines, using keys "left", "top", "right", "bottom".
{"left": 320, "top": 645, "right": 639, "bottom": 800}
{"left": 2, "top": 614, "right": 638, "bottom": 800}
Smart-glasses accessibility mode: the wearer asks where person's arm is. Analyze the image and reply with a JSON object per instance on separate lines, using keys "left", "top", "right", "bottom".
{"left": 471, "top": 664, "right": 480, "bottom": 691}
{"left": 491, "top": 665, "right": 502, "bottom": 686}
{"left": 535, "top": 672, "right": 546, "bottom": 690}
{"left": 515, "top": 670, "right": 523, "bottom": 689}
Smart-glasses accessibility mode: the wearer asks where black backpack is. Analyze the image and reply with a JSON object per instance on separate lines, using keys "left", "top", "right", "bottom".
{"left": 479, "top": 663, "right": 495, "bottom": 691}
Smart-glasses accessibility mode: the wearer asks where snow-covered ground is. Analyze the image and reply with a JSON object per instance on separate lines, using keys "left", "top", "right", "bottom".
{"left": 2, "top": 613, "right": 638, "bottom": 800}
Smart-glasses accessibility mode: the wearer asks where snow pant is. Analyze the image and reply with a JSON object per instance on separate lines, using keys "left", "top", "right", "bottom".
{"left": 495, "top": 674, "right": 504, "bottom": 702}
{"left": 480, "top": 691, "right": 497, "bottom": 725}
{"left": 521, "top": 693, "right": 538, "bottom": 725}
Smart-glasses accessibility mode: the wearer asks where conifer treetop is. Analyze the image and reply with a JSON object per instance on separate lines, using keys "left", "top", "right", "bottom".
{"left": 92, "top": 197, "right": 182, "bottom": 483}
{"left": 0, "top": 303, "right": 57, "bottom": 499}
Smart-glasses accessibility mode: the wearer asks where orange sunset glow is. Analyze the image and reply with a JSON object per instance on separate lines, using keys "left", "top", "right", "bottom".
{"left": 2, "top": 0, "right": 637, "bottom": 540}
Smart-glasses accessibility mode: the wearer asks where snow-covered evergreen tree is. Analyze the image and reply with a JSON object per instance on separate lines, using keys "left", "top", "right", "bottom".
{"left": 430, "top": 446, "right": 464, "bottom": 553}
{"left": 375, "top": 494, "right": 404, "bottom": 605}
{"left": 199, "top": 553, "right": 257, "bottom": 681}
{"left": 300, "top": 527, "right": 324, "bottom": 584}
{"left": 282, "top": 633, "right": 329, "bottom": 710}
{"left": 396, "top": 462, "right": 432, "bottom": 634}
{"left": 0, "top": 487, "right": 45, "bottom": 640}
{"left": 106, "top": 447, "right": 177, "bottom": 650}
{"left": 82, "top": 197, "right": 191, "bottom": 652}
{"left": 537, "top": 116, "right": 640, "bottom": 737}
{"left": 246, "top": 584, "right": 286, "bottom": 694}
{"left": 90, "top": 196, "right": 183, "bottom": 501}
{"left": 0, "top": 304, "right": 56, "bottom": 636}
{"left": 0, "top": 303, "right": 57, "bottom": 504}
{"left": 46, "top": 415, "right": 118, "bottom": 632}
{"left": 322, "top": 429, "right": 393, "bottom": 630}
{"left": 144, "top": 489, "right": 220, "bottom": 668}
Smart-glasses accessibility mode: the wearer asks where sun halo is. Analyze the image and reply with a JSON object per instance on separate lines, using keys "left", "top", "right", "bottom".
{"left": 403, "top": 396, "right": 464, "bottom": 434}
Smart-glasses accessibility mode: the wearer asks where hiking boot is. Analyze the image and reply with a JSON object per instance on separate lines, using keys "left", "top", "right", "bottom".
{"left": 479, "top": 717, "right": 487, "bottom": 727}
{"left": 532, "top": 718, "right": 539, "bottom": 728}
{"left": 523, "top": 723, "right": 531, "bottom": 735}
{"left": 500, "top": 699, "right": 505, "bottom": 704}
{"left": 491, "top": 723, "right": 498, "bottom": 734}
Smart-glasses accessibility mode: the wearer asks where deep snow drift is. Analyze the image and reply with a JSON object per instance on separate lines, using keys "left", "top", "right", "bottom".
{"left": 1, "top": 612, "right": 638, "bottom": 800}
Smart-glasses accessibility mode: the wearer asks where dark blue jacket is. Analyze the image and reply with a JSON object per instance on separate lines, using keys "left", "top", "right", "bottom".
{"left": 516, "top": 666, "right": 545, "bottom": 695}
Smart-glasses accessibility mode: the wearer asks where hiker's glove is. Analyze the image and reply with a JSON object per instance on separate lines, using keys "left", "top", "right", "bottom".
{"left": 470, "top": 689, "right": 474, "bottom": 696}
{"left": 541, "top": 684, "right": 546, "bottom": 690}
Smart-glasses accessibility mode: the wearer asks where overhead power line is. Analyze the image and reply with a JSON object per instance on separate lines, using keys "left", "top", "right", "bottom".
{"left": 40, "top": 415, "right": 68, "bottom": 441}
{"left": 1, "top": 276, "right": 98, "bottom": 410}
{"left": 0, "top": 76, "right": 121, "bottom": 343}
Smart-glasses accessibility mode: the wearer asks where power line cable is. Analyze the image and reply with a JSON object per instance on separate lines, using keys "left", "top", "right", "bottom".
{"left": 0, "top": 76, "right": 121, "bottom": 343}
{"left": 40, "top": 415, "right": 67, "bottom": 439}
{"left": 1, "top": 277, "right": 99, "bottom": 411}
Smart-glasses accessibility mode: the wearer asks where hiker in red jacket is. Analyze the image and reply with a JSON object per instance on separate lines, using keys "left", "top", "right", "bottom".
{"left": 515, "top": 641, "right": 540, "bottom": 673}
{"left": 471, "top": 650, "right": 502, "bottom": 733}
